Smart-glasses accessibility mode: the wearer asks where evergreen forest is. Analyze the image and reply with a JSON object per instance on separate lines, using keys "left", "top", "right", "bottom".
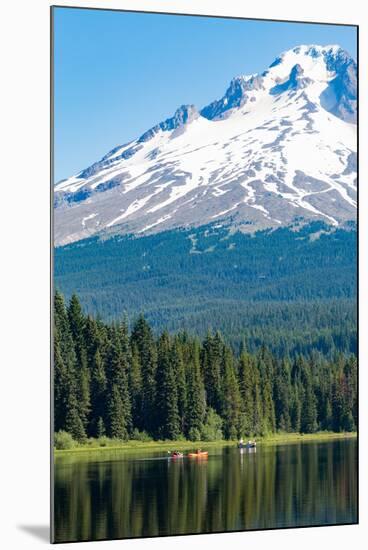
{"left": 54, "top": 291, "right": 357, "bottom": 443}
{"left": 54, "top": 222, "right": 357, "bottom": 358}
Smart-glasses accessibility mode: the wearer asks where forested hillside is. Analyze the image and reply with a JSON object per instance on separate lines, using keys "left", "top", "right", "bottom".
{"left": 54, "top": 292, "right": 357, "bottom": 443}
{"left": 54, "top": 222, "right": 357, "bottom": 357}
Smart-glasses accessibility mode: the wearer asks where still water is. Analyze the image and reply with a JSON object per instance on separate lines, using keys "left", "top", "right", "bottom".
{"left": 54, "top": 438, "right": 357, "bottom": 543}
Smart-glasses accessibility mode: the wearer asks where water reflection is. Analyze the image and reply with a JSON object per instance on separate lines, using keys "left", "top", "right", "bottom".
{"left": 54, "top": 439, "right": 357, "bottom": 543}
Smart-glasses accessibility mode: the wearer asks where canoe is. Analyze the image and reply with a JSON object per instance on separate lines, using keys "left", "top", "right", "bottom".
{"left": 187, "top": 451, "right": 208, "bottom": 458}
{"left": 170, "top": 452, "right": 184, "bottom": 459}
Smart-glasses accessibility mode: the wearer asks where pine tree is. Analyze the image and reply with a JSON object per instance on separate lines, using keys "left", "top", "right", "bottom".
{"left": 53, "top": 325, "right": 67, "bottom": 433}
{"left": 96, "top": 416, "right": 106, "bottom": 438}
{"left": 106, "top": 328, "right": 132, "bottom": 438}
{"left": 89, "top": 349, "right": 107, "bottom": 436}
{"left": 202, "top": 332, "right": 223, "bottom": 413}
{"left": 238, "top": 352, "right": 255, "bottom": 436}
{"left": 108, "top": 384, "right": 127, "bottom": 439}
{"left": 252, "top": 367, "right": 263, "bottom": 435}
{"left": 221, "top": 346, "right": 241, "bottom": 439}
{"left": 130, "top": 315, "right": 157, "bottom": 434}
{"left": 172, "top": 338, "right": 187, "bottom": 435}
{"left": 301, "top": 368, "right": 318, "bottom": 434}
{"left": 67, "top": 294, "right": 86, "bottom": 357}
{"left": 129, "top": 343, "right": 142, "bottom": 431}
{"left": 156, "top": 332, "right": 180, "bottom": 439}
{"left": 257, "top": 349, "right": 276, "bottom": 434}
{"left": 291, "top": 385, "right": 302, "bottom": 433}
{"left": 68, "top": 294, "right": 90, "bottom": 431}
{"left": 54, "top": 291, "right": 86, "bottom": 441}
{"left": 274, "top": 358, "right": 291, "bottom": 431}
{"left": 186, "top": 340, "right": 206, "bottom": 439}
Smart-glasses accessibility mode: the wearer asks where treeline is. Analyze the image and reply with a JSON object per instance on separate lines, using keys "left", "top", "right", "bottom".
{"left": 54, "top": 291, "right": 357, "bottom": 442}
{"left": 55, "top": 223, "right": 357, "bottom": 339}
{"left": 161, "top": 299, "right": 357, "bottom": 358}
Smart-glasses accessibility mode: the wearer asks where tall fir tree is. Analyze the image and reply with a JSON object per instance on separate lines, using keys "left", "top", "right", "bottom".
{"left": 106, "top": 327, "right": 132, "bottom": 438}
{"left": 172, "top": 338, "right": 187, "bottom": 435}
{"left": 221, "top": 346, "right": 241, "bottom": 439}
{"left": 238, "top": 352, "right": 255, "bottom": 436}
{"left": 54, "top": 291, "right": 86, "bottom": 441}
{"left": 186, "top": 340, "right": 206, "bottom": 439}
{"left": 68, "top": 294, "right": 90, "bottom": 431}
{"left": 129, "top": 343, "right": 143, "bottom": 431}
{"left": 108, "top": 384, "right": 127, "bottom": 439}
{"left": 201, "top": 332, "right": 223, "bottom": 413}
{"left": 130, "top": 315, "right": 157, "bottom": 434}
{"left": 156, "top": 332, "right": 180, "bottom": 439}
{"left": 274, "top": 358, "right": 291, "bottom": 431}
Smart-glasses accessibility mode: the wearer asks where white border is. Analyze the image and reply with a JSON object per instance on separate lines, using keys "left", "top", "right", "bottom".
{"left": 1, "top": 1, "right": 367, "bottom": 548}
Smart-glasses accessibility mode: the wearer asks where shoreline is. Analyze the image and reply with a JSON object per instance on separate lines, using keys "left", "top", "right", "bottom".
{"left": 54, "top": 431, "right": 356, "bottom": 456}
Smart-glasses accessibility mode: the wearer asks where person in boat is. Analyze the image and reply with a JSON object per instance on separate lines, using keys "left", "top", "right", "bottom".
{"left": 239, "top": 438, "right": 244, "bottom": 446}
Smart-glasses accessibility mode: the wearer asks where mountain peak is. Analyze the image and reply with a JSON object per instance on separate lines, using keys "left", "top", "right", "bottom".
{"left": 270, "top": 44, "right": 350, "bottom": 65}
{"left": 270, "top": 63, "right": 313, "bottom": 95}
{"left": 138, "top": 104, "right": 199, "bottom": 143}
{"left": 200, "top": 43, "right": 356, "bottom": 122}
{"left": 54, "top": 43, "right": 357, "bottom": 245}
{"left": 201, "top": 74, "right": 265, "bottom": 120}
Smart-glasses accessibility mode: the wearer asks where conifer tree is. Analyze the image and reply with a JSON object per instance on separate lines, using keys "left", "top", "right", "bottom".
{"left": 54, "top": 291, "right": 86, "bottom": 441}
{"left": 108, "top": 384, "right": 127, "bottom": 439}
{"left": 97, "top": 416, "right": 106, "bottom": 438}
{"left": 106, "top": 328, "right": 132, "bottom": 437}
{"left": 222, "top": 346, "right": 241, "bottom": 439}
{"left": 238, "top": 352, "right": 255, "bottom": 436}
{"left": 90, "top": 349, "right": 107, "bottom": 436}
{"left": 129, "top": 343, "right": 142, "bottom": 431}
{"left": 67, "top": 294, "right": 90, "bottom": 431}
{"left": 156, "top": 332, "right": 180, "bottom": 439}
{"left": 130, "top": 315, "right": 157, "bottom": 434}
{"left": 67, "top": 293, "right": 86, "bottom": 357}
{"left": 252, "top": 367, "right": 263, "bottom": 435}
{"left": 301, "top": 366, "right": 318, "bottom": 433}
{"left": 172, "top": 338, "right": 187, "bottom": 434}
{"left": 202, "top": 332, "right": 223, "bottom": 413}
{"left": 53, "top": 325, "right": 67, "bottom": 433}
{"left": 186, "top": 340, "right": 206, "bottom": 439}
{"left": 274, "top": 358, "right": 291, "bottom": 431}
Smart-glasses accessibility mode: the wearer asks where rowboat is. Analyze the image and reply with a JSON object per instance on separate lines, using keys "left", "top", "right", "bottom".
{"left": 187, "top": 451, "right": 208, "bottom": 458}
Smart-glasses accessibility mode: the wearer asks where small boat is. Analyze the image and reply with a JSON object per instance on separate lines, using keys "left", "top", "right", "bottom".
{"left": 187, "top": 450, "right": 208, "bottom": 459}
{"left": 169, "top": 451, "right": 184, "bottom": 459}
{"left": 238, "top": 440, "right": 257, "bottom": 449}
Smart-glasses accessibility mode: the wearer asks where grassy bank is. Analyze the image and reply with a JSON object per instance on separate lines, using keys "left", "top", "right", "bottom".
{"left": 54, "top": 431, "right": 356, "bottom": 455}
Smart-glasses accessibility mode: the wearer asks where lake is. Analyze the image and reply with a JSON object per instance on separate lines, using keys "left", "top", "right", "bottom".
{"left": 53, "top": 438, "right": 357, "bottom": 543}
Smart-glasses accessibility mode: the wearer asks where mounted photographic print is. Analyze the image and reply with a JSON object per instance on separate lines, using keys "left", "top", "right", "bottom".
{"left": 51, "top": 6, "right": 358, "bottom": 543}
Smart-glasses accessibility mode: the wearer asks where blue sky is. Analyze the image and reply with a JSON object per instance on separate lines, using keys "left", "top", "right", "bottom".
{"left": 53, "top": 7, "right": 357, "bottom": 181}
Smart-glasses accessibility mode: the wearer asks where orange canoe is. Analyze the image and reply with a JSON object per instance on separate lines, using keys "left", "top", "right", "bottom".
{"left": 187, "top": 451, "right": 208, "bottom": 458}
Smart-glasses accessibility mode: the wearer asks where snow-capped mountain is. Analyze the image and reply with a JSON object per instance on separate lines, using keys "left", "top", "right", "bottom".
{"left": 54, "top": 44, "right": 357, "bottom": 245}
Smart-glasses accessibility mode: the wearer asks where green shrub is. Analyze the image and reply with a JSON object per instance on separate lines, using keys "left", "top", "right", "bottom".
{"left": 201, "top": 408, "right": 223, "bottom": 441}
{"left": 54, "top": 431, "right": 75, "bottom": 450}
{"left": 229, "top": 426, "right": 238, "bottom": 441}
{"left": 188, "top": 427, "right": 202, "bottom": 441}
{"left": 131, "top": 429, "right": 152, "bottom": 442}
